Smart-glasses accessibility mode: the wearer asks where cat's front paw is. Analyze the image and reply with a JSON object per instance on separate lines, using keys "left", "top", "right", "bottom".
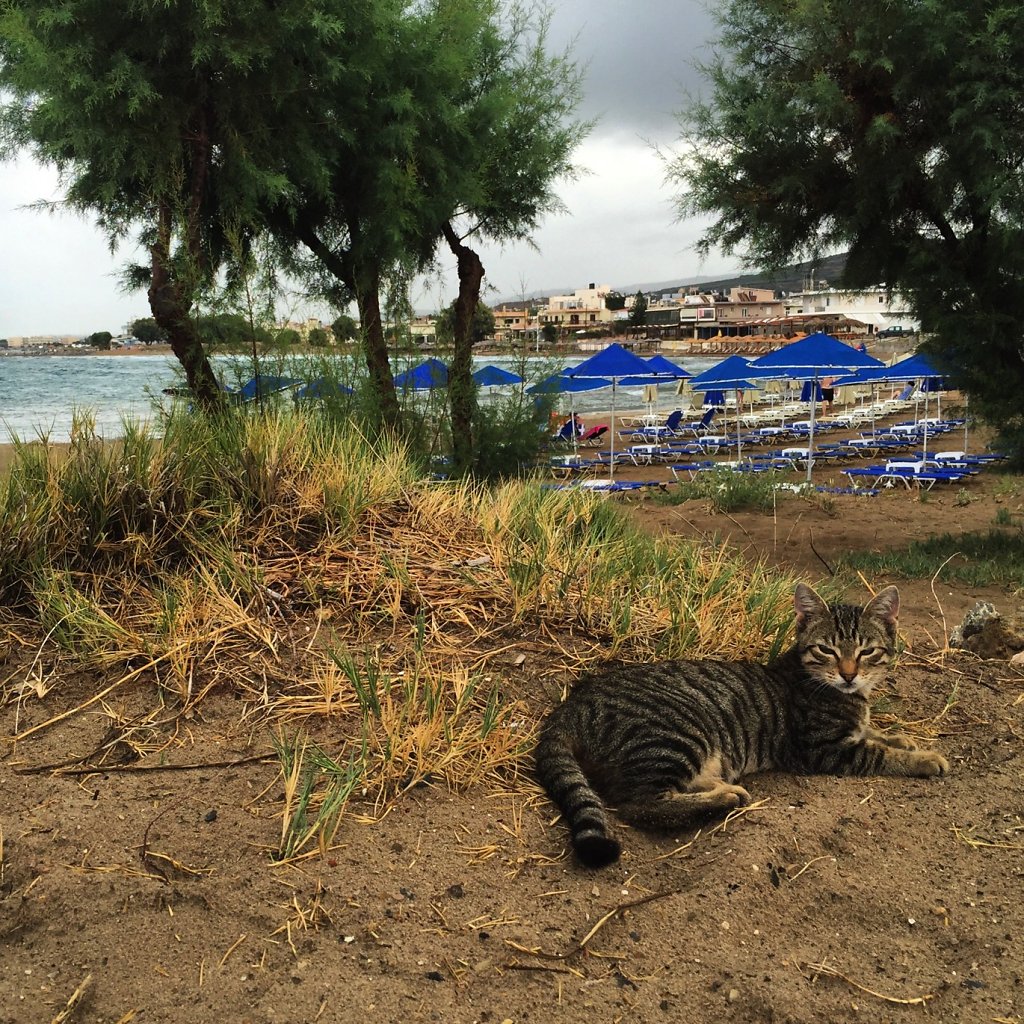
{"left": 909, "top": 750, "right": 949, "bottom": 777}
{"left": 882, "top": 733, "right": 919, "bottom": 750}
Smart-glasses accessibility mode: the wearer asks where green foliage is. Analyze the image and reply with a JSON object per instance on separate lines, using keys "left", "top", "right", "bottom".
{"left": 307, "top": 327, "right": 330, "bottom": 348}
{"left": 435, "top": 301, "right": 495, "bottom": 346}
{"left": 130, "top": 318, "right": 167, "bottom": 344}
{"left": 604, "top": 291, "right": 626, "bottom": 311}
{"left": 628, "top": 291, "right": 648, "bottom": 329}
{"left": 656, "top": 468, "right": 783, "bottom": 514}
{"left": 470, "top": 396, "right": 549, "bottom": 482}
{"left": 196, "top": 313, "right": 272, "bottom": 349}
{"left": 671, "top": 0, "right": 1024, "bottom": 457}
{"left": 84, "top": 331, "right": 112, "bottom": 349}
{"left": 841, "top": 528, "right": 1024, "bottom": 587}
{"left": 331, "top": 314, "right": 358, "bottom": 343}
{"left": 541, "top": 323, "right": 558, "bottom": 345}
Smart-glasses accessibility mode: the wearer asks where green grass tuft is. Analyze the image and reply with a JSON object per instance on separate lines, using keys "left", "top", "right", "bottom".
{"left": 840, "top": 528, "right": 1024, "bottom": 587}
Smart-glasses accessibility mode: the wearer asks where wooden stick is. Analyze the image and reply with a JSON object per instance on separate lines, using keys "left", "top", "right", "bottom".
{"left": 506, "top": 887, "right": 681, "bottom": 962}
{"left": 14, "top": 752, "right": 276, "bottom": 776}
{"left": 799, "top": 960, "right": 933, "bottom": 1005}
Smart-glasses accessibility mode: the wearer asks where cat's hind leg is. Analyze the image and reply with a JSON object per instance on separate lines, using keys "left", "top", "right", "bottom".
{"left": 684, "top": 753, "right": 751, "bottom": 802}
{"left": 617, "top": 784, "right": 749, "bottom": 832}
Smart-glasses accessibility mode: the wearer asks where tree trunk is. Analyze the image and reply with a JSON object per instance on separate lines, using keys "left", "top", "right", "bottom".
{"left": 289, "top": 216, "right": 400, "bottom": 429}
{"left": 354, "top": 274, "right": 401, "bottom": 429}
{"left": 442, "top": 221, "right": 484, "bottom": 474}
{"left": 148, "top": 205, "right": 223, "bottom": 412}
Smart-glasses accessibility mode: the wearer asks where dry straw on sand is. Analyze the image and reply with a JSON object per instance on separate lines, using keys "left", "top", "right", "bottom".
{"left": 2, "top": 408, "right": 799, "bottom": 844}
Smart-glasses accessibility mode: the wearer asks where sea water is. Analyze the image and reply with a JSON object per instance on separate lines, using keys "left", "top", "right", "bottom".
{"left": 0, "top": 351, "right": 718, "bottom": 444}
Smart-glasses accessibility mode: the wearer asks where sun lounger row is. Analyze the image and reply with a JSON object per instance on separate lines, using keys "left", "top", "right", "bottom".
{"left": 842, "top": 459, "right": 978, "bottom": 490}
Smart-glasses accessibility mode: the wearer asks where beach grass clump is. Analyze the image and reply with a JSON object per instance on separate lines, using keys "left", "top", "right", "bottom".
{"left": 840, "top": 527, "right": 1024, "bottom": 588}
{"left": 271, "top": 655, "right": 530, "bottom": 860}
{"left": 1, "top": 405, "right": 803, "bottom": 850}
{"left": 655, "top": 467, "right": 784, "bottom": 514}
{"left": 0, "top": 407, "right": 415, "bottom": 606}
{"left": 481, "top": 482, "right": 798, "bottom": 661}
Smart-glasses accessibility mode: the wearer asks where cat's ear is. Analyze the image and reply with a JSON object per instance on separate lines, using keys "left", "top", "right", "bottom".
{"left": 794, "top": 583, "right": 828, "bottom": 626}
{"left": 864, "top": 585, "right": 900, "bottom": 625}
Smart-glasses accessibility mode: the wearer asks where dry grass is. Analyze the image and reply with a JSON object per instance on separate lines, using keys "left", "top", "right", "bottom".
{"left": 0, "top": 408, "right": 800, "bottom": 860}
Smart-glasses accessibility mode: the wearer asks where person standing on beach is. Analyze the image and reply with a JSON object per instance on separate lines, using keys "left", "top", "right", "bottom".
{"left": 820, "top": 377, "right": 835, "bottom": 413}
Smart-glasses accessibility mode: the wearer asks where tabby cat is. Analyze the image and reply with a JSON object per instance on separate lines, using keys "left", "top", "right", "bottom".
{"left": 534, "top": 583, "right": 949, "bottom": 868}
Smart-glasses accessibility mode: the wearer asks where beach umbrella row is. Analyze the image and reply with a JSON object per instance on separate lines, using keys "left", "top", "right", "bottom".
{"left": 564, "top": 344, "right": 679, "bottom": 479}
{"left": 747, "top": 333, "right": 884, "bottom": 480}
{"left": 687, "top": 355, "right": 764, "bottom": 461}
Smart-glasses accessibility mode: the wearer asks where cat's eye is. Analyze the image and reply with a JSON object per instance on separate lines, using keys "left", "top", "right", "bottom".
{"left": 811, "top": 644, "right": 838, "bottom": 658}
{"left": 860, "top": 646, "right": 883, "bottom": 657}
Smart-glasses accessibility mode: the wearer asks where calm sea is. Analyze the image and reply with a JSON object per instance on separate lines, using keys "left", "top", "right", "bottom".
{"left": 0, "top": 351, "right": 718, "bottom": 444}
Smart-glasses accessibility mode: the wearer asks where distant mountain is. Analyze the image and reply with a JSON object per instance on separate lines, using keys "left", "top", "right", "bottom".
{"left": 494, "top": 252, "right": 849, "bottom": 305}
{"left": 652, "top": 252, "right": 849, "bottom": 298}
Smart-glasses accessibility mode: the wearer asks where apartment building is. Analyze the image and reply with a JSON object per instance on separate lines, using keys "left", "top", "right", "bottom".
{"left": 538, "top": 282, "right": 616, "bottom": 336}
{"left": 784, "top": 285, "right": 918, "bottom": 332}
{"left": 492, "top": 302, "right": 537, "bottom": 345}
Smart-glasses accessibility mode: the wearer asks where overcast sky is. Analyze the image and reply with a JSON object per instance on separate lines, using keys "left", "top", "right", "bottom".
{"left": 0, "top": 0, "right": 736, "bottom": 338}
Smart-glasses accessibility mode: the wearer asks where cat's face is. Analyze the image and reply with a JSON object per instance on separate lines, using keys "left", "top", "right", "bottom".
{"left": 793, "top": 583, "right": 899, "bottom": 696}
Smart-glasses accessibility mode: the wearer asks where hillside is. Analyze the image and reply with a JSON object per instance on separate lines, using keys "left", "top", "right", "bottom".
{"left": 498, "top": 252, "right": 849, "bottom": 305}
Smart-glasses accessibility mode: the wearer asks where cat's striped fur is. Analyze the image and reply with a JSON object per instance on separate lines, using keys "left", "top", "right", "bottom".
{"left": 535, "top": 583, "right": 949, "bottom": 868}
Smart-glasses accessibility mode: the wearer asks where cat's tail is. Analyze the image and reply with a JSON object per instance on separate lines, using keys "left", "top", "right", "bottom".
{"left": 534, "top": 720, "right": 621, "bottom": 868}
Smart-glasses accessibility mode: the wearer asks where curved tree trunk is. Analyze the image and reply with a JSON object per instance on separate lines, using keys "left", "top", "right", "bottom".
{"left": 442, "top": 221, "right": 484, "bottom": 474}
{"left": 289, "top": 215, "right": 400, "bottom": 429}
{"left": 148, "top": 205, "right": 223, "bottom": 412}
{"left": 354, "top": 274, "right": 401, "bottom": 429}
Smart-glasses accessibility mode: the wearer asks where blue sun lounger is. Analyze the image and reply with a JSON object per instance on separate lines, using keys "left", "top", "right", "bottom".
{"left": 842, "top": 460, "right": 970, "bottom": 490}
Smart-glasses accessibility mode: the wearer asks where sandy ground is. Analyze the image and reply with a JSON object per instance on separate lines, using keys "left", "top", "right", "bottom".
{"left": 2, "top": 408, "right": 1023, "bottom": 1024}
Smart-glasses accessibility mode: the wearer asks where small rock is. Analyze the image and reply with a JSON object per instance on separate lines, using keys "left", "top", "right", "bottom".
{"left": 424, "top": 970, "right": 444, "bottom": 982}
{"left": 949, "top": 601, "right": 1000, "bottom": 647}
{"left": 728, "top": 988, "right": 740, "bottom": 1002}
{"left": 1011, "top": 650, "right": 1024, "bottom": 666}
{"left": 204, "top": 809, "right": 217, "bottom": 823}
{"left": 447, "top": 883, "right": 465, "bottom": 899}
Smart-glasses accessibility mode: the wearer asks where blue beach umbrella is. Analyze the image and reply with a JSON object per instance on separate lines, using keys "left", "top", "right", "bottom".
{"left": 750, "top": 334, "right": 883, "bottom": 479}
{"left": 834, "top": 350, "right": 951, "bottom": 454}
{"left": 527, "top": 367, "right": 613, "bottom": 395}
{"left": 232, "top": 375, "right": 302, "bottom": 404}
{"left": 626, "top": 353, "right": 693, "bottom": 420}
{"left": 473, "top": 364, "right": 524, "bottom": 387}
{"left": 394, "top": 357, "right": 449, "bottom": 390}
{"left": 566, "top": 344, "right": 673, "bottom": 478}
{"left": 295, "top": 378, "right": 354, "bottom": 400}
{"left": 643, "top": 353, "right": 692, "bottom": 379}
{"left": 528, "top": 367, "right": 612, "bottom": 458}
{"left": 688, "top": 358, "right": 764, "bottom": 461}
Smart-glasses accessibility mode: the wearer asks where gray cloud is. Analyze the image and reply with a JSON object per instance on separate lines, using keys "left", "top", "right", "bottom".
{"left": 548, "top": 0, "right": 717, "bottom": 135}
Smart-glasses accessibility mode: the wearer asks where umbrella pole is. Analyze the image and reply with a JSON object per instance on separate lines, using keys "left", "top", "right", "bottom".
{"left": 805, "top": 376, "right": 818, "bottom": 483}
{"left": 735, "top": 388, "right": 742, "bottom": 462}
{"left": 571, "top": 391, "right": 579, "bottom": 461}
{"left": 964, "top": 393, "right": 970, "bottom": 454}
{"left": 922, "top": 384, "right": 929, "bottom": 459}
{"left": 609, "top": 380, "right": 617, "bottom": 481}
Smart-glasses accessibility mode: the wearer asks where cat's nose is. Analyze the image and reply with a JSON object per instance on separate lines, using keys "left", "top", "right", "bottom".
{"left": 838, "top": 660, "right": 858, "bottom": 683}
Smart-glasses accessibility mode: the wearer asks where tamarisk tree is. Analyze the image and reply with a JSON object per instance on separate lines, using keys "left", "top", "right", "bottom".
{"left": 670, "top": 0, "right": 1024, "bottom": 455}
{"left": 0, "top": 0, "right": 350, "bottom": 410}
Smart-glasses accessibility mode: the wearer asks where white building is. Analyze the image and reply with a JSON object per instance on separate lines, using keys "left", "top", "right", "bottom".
{"left": 784, "top": 286, "right": 918, "bottom": 333}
